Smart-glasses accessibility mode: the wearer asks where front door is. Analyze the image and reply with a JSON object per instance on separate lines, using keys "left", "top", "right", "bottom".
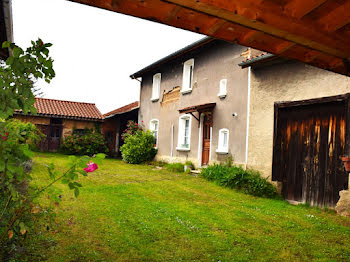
{"left": 48, "top": 126, "right": 62, "bottom": 152}
{"left": 202, "top": 114, "right": 211, "bottom": 165}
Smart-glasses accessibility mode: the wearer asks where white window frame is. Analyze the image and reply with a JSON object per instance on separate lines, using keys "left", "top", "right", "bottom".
{"left": 218, "top": 79, "right": 227, "bottom": 98}
{"left": 150, "top": 119, "right": 159, "bottom": 148}
{"left": 216, "top": 128, "right": 229, "bottom": 154}
{"left": 176, "top": 114, "right": 192, "bottom": 151}
{"left": 151, "top": 73, "right": 161, "bottom": 101}
{"left": 181, "top": 59, "right": 194, "bottom": 94}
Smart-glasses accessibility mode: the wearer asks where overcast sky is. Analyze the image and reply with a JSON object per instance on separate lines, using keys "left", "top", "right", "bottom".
{"left": 12, "top": 0, "right": 203, "bottom": 114}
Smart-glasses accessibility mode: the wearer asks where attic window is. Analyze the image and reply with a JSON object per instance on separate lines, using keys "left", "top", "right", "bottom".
{"left": 151, "top": 73, "right": 161, "bottom": 102}
{"left": 218, "top": 79, "right": 227, "bottom": 98}
{"left": 181, "top": 59, "right": 194, "bottom": 94}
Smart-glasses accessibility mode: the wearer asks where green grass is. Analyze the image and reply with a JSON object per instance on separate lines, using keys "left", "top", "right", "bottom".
{"left": 25, "top": 153, "right": 350, "bottom": 261}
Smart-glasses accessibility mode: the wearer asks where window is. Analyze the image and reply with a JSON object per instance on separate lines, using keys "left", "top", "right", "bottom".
{"left": 181, "top": 59, "right": 194, "bottom": 94}
{"left": 218, "top": 79, "right": 227, "bottom": 98}
{"left": 177, "top": 114, "right": 192, "bottom": 151}
{"left": 150, "top": 119, "right": 159, "bottom": 147}
{"left": 216, "top": 128, "right": 229, "bottom": 154}
{"left": 151, "top": 73, "right": 161, "bottom": 101}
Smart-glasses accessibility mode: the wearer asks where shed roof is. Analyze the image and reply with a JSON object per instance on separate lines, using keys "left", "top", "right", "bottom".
{"left": 103, "top": 101, "right": 139, "bottom": 119}
{"left": 15, "top": 97, "right": 104, "bottom": 121}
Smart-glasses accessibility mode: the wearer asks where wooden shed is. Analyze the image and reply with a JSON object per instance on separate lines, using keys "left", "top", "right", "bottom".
{"left": 272, "top": 94, "right": 350, "bottom": 206}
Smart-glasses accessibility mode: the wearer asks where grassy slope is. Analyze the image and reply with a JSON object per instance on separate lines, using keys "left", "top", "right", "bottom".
{"left": 27, "top": 153, "right": 350, "bottom": 262}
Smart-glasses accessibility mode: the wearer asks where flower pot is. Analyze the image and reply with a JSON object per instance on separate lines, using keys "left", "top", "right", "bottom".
{"left": 341, "top": 156, "right": 350, "bottom": 172}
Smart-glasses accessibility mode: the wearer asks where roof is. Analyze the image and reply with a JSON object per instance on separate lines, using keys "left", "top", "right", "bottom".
{"left": 15, "top": 97, "right": 104, "bottom": 121}
{"left": 103, "top": 101, "right": 139, "bottom": 119}
{"left": 130, "top": 37, "right": 214, "bottom": 79}
{"left": 71, "top": 0, "right": 350, "bottom": 77}
{"left": 179, "top": 103, "right": 216, "bottom": 114}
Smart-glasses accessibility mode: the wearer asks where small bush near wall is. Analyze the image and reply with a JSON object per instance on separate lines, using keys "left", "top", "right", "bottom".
{"left": 201, "top": 164, "right": 279, "bottom": 198}
{"left": 166, "top": 163, "right": 185, "bottom": 173}
{"left": 120, "top": 121, "right": 157, "bottom": 164}
{"left": 61, "top": 130, "right": 108, "bottom": 156}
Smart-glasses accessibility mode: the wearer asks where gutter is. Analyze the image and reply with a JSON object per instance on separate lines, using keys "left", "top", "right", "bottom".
{"left": 238, "top": 53, "right": 275, "bottom": 68}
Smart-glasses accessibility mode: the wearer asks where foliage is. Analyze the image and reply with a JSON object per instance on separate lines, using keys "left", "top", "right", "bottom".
{"left": 0, "top": 40, "right": 106, "bottom": 260}
{"left": 166, "top": 163, "right": 185, "bottom": 173}
{"left": 22, "top": 153, "right": 350, "bottom": 262}
{"left": 61, "top": 129, "right": 108, "bottom": 156}
{"left": 120, "top": 121, "right": 157, "bottom": 164}
{"left": 201, "top": 164, "right": 279, "bottom": 198}
{"left": 121, "top": 120, "right": 142, "bottom": 141}
{"left": 0, "top": 39, "right": 55, "bottom": 120}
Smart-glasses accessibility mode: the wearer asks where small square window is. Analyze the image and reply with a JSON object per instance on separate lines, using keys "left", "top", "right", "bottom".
{"left": 216, "top": 128, "right": 229, "bottom": 154}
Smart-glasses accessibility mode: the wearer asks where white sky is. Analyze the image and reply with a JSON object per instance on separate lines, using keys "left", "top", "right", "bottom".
{"left": 12, "top": 0, "right": 203, "bottom": 114}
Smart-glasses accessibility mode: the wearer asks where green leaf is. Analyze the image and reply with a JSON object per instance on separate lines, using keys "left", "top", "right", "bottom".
{"left": 74, "top": 188, "right": 79, "bottom": 198}
{"left": 13, "top": 47, "right": 23, "bottom": 58}
{"left": 2, "top": 41, "right": 10, "bottom": 48}
{"left": 68, "top": 182, "right": 75, "bottom": 190}
{"left": 6, "top": 56, "right": 14, "bottom": 65}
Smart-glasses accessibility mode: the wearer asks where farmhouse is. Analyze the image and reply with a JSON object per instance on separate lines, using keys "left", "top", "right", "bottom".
{"left": 14, "top": 97, "right": 104, "bottom": 152}
{"left": 132, "top": 37, "right": 350, "bottom": 207}
{"left": 131, "top": 37, "right": 250, "bottom": 167}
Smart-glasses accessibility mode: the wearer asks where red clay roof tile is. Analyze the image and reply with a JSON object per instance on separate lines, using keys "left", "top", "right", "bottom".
{"left": 103, "top": 101, "right": 139, "bottom": 118}
{"left": 16, "top": 98, "right": 104, "bottom": 120}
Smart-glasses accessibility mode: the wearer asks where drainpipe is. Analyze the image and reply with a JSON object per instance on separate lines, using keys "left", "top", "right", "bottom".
{"left": 245, "top": 49, "right": 251, "bottom": 166}
{"left": 170, "top": 124, "right": 174, "bottom": 162}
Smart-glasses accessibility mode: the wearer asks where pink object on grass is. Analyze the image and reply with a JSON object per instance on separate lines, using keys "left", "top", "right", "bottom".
{"left": 84, "top": 162, "right": 98, "bottom": 173}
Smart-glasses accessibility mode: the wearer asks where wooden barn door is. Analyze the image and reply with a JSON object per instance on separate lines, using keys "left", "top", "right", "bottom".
{"left": 273, "top": 99, "right": 349, "bottom": 207}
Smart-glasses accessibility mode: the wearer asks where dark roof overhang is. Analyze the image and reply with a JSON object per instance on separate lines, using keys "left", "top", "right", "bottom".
{"left": 179, "top": 102, "right": 216, "bottom": 114}
{"left": 130, "top": 37, "right": 214, "bottom": 79}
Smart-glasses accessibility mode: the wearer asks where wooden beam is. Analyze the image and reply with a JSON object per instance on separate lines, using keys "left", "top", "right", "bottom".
{"left": 283, "top": 0, "right": 327, "bottom": 19}
{"left": 162, "top": 0, "right": 350, "bottom": 58}
{"left": 240, "top": 30, "right": 264, "bottom": 44}
{"left": 274, "top": 41, "right": 295, "bottom": 55}
{"left": 318, "top": 1, "right": 350, "bottom": 32}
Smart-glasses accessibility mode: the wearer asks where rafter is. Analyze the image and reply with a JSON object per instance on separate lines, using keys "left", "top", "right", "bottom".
{"left": 317, "top": 1, "right": 350, "bottom": 32}
{"left": 283, "top": 0, "right": 327, "bottom": 19}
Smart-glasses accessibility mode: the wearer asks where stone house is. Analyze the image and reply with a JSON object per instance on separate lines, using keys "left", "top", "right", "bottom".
{"left": 14, "top": 97, "right": 104, "bottom": 152}
{"left": 102, "top": 101, "right": 139, "bottom": 155}
{"left": 131, "top": 37, "right": 250, "bottom": 167}
{"left": 132, "top": 37, "right": 350, "bottom": 207}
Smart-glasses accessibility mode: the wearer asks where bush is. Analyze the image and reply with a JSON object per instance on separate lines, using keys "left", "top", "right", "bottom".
{"left": 201, "top": 164, "right": 279, "bottom": 198}
{"left": 120, "top": 123, "right": 157, "bottom": 164}
{"left": 61, "top": 129, "right": 108, "bottom": 156}
{"left": 166, "top": 163, "right": 185, "bottom": 173}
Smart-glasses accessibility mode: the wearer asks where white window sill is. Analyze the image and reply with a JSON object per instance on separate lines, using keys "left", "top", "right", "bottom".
{"left": 217, "top": 93, "right": 227, "bottom": 99}
{"left": 151, "top": 97, "right": 159, "bottom": 102}
{"left": 216, "top": 149, "right": 228, "bottom": 154}
{"left": 176, "top": 147, "right": 190, "bottom": 152}
{"left": 181, "top": 89, "right": 192, "bottom": 95}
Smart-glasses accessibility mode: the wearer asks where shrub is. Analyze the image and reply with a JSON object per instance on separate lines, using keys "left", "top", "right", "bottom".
{"left": 201, "top": 164, "right": 279, "bottom": 198}
{"left": 166, "top": 163, "right": 185, "bottom": 173}
{"left": 120, "top": 123, "right": 157, "bottom": 164}
{"left": 61, "top": 130, "right": 108, "bottom": 156}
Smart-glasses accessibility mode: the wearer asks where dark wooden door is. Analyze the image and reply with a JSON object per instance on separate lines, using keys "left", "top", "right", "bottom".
{"left": 48, "top": 126, "right": 62, "bottom": 152}
{"left": 273, "top": 101, "right": 348, "bottom": 207}
{"left": 202, "top": 115, "right": 211, "bottom": 165}
{"left": 37, "top": 125, "right": 49, "bottom": 151}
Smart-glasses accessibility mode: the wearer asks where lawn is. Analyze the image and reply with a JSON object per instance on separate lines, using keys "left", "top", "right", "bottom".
{"left": 25, "top": 153, "right": 350, "bottom": 261}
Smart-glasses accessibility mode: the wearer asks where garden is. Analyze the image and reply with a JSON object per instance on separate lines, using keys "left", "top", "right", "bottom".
{"left": 1, "top": 39, "right": 350, "bottom": 262}
{"left": 19, "top": 153, "right": 350, "bottom": 261}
